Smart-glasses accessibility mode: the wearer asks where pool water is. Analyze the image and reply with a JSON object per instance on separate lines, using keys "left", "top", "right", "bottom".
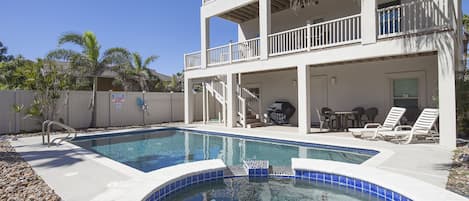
{"left": 166, "top": 177, "right": 379, "bottom": 201}
{"left": 72, "top": 129, "right": 375, "bottom": 172}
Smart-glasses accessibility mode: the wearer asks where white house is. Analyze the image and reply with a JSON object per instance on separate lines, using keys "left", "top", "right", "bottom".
{"left": 183, "top": 0, "right": 465, "bottom": 148}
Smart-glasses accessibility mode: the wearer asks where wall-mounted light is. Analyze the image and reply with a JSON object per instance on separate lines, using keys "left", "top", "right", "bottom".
{"left": 330, "top": 76, "right": 337, "bottom": 85}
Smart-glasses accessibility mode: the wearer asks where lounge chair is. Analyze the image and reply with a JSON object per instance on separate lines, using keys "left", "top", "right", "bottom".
{"left": 378, "top": 108, "right": 439, "bottom": 144}
{"left": 349, "top": 107, "right": 406, "bottom": 139}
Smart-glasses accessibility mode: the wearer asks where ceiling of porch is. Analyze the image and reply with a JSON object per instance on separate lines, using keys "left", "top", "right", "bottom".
{"left": 218, "top": 0, "right": 292, "bottom": 23}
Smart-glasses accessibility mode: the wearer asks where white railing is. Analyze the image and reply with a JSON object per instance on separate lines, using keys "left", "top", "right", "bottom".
{"left": 207, "top": 38, "right": 260, "bottom": 66}
{"left": 268, "top": 14, "right": 362, "bottom": 56}
{"left": 240, "top": 87, "right": 261, "bottom": 121}
{"left": 207, "top": 45, "right": 231, "bottom": 66}
{"left": 231, "top": 38, "right": 260, "bottom": 62}
{"left": 184, "top": 51, "right": 201, "bottom": 70}
{"left": 377, "top": 0, "right": 448, "bottom": 38}
{"left": 237, "top": 96, "right": 247, "bottom": 128}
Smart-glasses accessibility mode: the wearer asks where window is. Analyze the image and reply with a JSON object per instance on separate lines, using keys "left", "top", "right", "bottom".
{"left": 393, "top": 78, "right": 419, "bottom": 122}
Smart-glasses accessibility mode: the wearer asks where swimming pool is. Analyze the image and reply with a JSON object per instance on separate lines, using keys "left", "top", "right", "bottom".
{"left": 72, "top": 128, "right": 377, "bottom": 172}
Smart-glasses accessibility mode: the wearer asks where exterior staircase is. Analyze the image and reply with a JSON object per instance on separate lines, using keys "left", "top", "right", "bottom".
{"left": 237, "top": 87, "right": 265, "bottom": 128}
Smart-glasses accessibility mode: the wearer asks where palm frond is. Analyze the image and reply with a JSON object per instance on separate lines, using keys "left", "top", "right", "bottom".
{"left": 143, "top": 55, "right": 158, "bottom": 68}
{"left": 131, "top": 52, "right": 143, "bottom": 71}
{"left": 58, "top": 32, "right": 84, "bottom": 46}
{"left": 82, "top": 31, "right": 101, "bottom": 63}
{"left": 46, "top": 49, "right": 81, "bottom": 61}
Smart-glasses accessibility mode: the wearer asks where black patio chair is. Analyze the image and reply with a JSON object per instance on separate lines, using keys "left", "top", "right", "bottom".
{"left": 364, "top": 107, "right": 378, "bottom": 124}
{"left": 348, "top": 107, "right": 365, "bottom": 127}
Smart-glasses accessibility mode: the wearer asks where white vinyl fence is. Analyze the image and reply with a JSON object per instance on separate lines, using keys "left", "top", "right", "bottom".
{"left": 0, "top": 90, "right": 193, "bottom": 134}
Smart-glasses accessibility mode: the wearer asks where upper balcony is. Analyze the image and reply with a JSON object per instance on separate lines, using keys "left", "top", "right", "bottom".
{"left": 185, "top": 0, "right": 451, "bottom": 71}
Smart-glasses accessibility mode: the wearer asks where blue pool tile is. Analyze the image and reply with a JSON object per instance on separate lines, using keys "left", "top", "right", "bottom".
{"left": 154, "top": 192, "right": 159, "bottom": 201}
{"left": 181, "top": 178, "right": 187, "bottom": 186}
{"left": 249, "top": 169, "right": 255, "bottom": 175}
{"left": 347, "top": 178, "right": 355, "bottom": 188}
{"left": 355, "top": 180, "right": 363, "bottom": 191}
{"left": 385, "top": 189, "right": 393, "bottom": 200}
{"left": 211, "top": 171, "right": 217, "bottom": 178}
{"left": 324, "top": 174, "right": 332, "bottom": 184}
{"left": 192, "top": 175, "right": 198, "bottom": 183}
{"left": 295, "top": 170, "right": 302, "bottom": 177}
{"left": 262, "top": 169, "right": 268, "bottom": 175}
{"left": 401, "top": 196, "right": 411, "bottom": 201}
{"left": 204, "top": 172, "right": 210, "bottom": 180}
{"left": 198, "top": 174, "right": 204, "bottom": 181}
{"left": 339, "top": 176, "right": 347, "bottom": 186}
{"left": 217, "top": 170, "right": 224, "bottom": 177}
{"left": 393, "top": 193, "right": 402, "bottom": 201}
{"left": 362, "top": 181, "right": 370, "bottom": 193}
{"left": 370, "top": 184, "right": 378, "bottom": 193}
{"left": 159, "top": 189, "right": 164, "bottom": 197}
{"left": 316, "top": 173, "right": 324, "bottom": 181}
{"left": 332, "top": 175, "right": 339, "bottom": 183}
{"left": 164, "top": 186, "right": 170, "bottom": 194}
{"left": 378, "top": 187, "right": 386, "bottom": 196}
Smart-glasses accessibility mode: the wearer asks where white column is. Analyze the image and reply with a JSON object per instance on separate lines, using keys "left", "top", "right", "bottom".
{"left": 361, "top": 0, "right": 377, "bottom": 45}
{"left": 259, "top": 0, "right": 271, "bottom": 60}
{"left": 297, "top": 64, "right": 311, "bottom": 134}
{"left": 201, "top": 16, "right": 210, "bottom": 68}
{"left": 184, "top": 78, "right": 194, "bottom": 124}
{"left": 226, "top": 73, "right": 238, "bottom": 128}
{"left": 223, "top": 82, "right": 227, "bottom": 126}
{"left": 438, "top": 42, "right": 457, "bottom": 148}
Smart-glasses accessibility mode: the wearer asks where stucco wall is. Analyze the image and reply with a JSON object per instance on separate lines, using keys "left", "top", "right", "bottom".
{"left": 241, "top": 54, "right": 438, "bottom": 125}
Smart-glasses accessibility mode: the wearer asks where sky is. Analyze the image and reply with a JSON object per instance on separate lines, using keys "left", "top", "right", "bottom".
{"left": 0, "top": 0, "right": 238, "bottom": 76}
{"left": 1, "top": 1, "right": 469, "bottom": 75}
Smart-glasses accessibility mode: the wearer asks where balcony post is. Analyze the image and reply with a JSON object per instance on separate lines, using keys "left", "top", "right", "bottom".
{"left": 259, "top": 0, "right": 271, "bottom": 60}
{"left": 361, "top": 0, "right": 377, "bottom": 44}
{"left": 229, "top": 42, "right": 233, "bottom": 64}
{"left": 306, "top": 23, "right": 311, "bottom": 51}
{"left": 201, "top": 15, "right": 210, "bottom": 68}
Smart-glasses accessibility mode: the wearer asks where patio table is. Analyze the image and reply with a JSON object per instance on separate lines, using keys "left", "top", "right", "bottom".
{"left": 327, "top": 111, "right": 357, "bottom": 132}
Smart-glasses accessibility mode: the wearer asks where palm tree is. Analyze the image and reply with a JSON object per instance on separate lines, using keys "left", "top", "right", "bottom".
{"left": 47, "top": 31, "right": 129, "bottom": 127}
{"left": 114, "top": 52, "right": 158, "bottom": 91}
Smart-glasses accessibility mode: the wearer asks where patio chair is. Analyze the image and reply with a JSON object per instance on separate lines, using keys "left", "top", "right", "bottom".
{"left": 363, "top": 107, "right": 379, "bottom": 124}
{"left": 348, "top": 107, "right": 365, "bottom": 127}
{"left": 349, "top": 107, "right": 406, "bottom": 139}
{"left": 316, "top": 108, "right": 335, "bottom": 131}
{"left": 378, "top": 108, "right": 439, "bottom": 144}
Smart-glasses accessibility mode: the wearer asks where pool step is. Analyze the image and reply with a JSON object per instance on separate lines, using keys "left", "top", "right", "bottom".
{"left": 225, "top": 165, "right": 294, "bottom": 177}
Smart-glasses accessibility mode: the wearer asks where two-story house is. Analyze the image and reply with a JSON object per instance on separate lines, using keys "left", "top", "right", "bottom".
{"left": 183, "top": 0, "right": 464, "bottom": 148}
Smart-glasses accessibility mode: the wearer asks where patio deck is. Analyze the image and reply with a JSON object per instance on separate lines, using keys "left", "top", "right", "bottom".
{"left": 9, "top": 123, "right": 454, "bottom": 201}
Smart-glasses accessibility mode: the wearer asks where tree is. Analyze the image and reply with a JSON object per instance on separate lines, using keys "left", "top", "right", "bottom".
{"left": 113, "top": 52, "right": 159, "bottom": 91}
{"left": 47, "top": 31, "right": 129, "bottom": 127}
{"left": 0, "top": 41, "right": 14, "bottom": 62}
{"left": 12, "top": 59, "right": 72, "bottom": 123}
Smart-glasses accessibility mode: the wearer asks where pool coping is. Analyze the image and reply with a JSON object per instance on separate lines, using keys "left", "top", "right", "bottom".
{"left": 292, "top": 158, "right": 468, "bottom": 201}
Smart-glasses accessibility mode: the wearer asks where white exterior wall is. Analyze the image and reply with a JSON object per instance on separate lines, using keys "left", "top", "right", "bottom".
{"left": 241, "top": 55, "right": 438, "bottom": 125}
{"left": 238, "top": 0, "right": 361, "bottom": 41}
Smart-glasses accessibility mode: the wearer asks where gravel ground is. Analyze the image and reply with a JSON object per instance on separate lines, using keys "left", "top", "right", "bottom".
{"left": 446, "top": 145, "right": 469, "bottom": 198}
{"left": 0, "top": 138, "right": 61, "bottom": 201}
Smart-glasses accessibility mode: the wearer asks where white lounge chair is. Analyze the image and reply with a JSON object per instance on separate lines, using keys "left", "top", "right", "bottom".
{"left": 378, "top": 108, "right": 439, "bottom": 144}
{"left": 349, "top": 107, "right": 406, "bottom": 139}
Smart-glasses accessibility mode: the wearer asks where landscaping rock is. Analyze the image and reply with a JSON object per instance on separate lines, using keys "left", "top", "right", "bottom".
{"left": 0, "top": 139, "right": 61, "bottom": 201}
{"left": 447, "top": 145, "right": 469, "bottom": 198}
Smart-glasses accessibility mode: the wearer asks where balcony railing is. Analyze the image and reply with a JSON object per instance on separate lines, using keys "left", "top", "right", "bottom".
{"left": 378, "top": 0, "right": 448, "bottom": 38}
{"left": 207, "top": 38, "right": 260, "bottom": 67}
{"left": 184, "top": 51, "right": 201, "bottom": 70}
{"left": 269, "top": 14, "right": 361, "bottom": 56}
